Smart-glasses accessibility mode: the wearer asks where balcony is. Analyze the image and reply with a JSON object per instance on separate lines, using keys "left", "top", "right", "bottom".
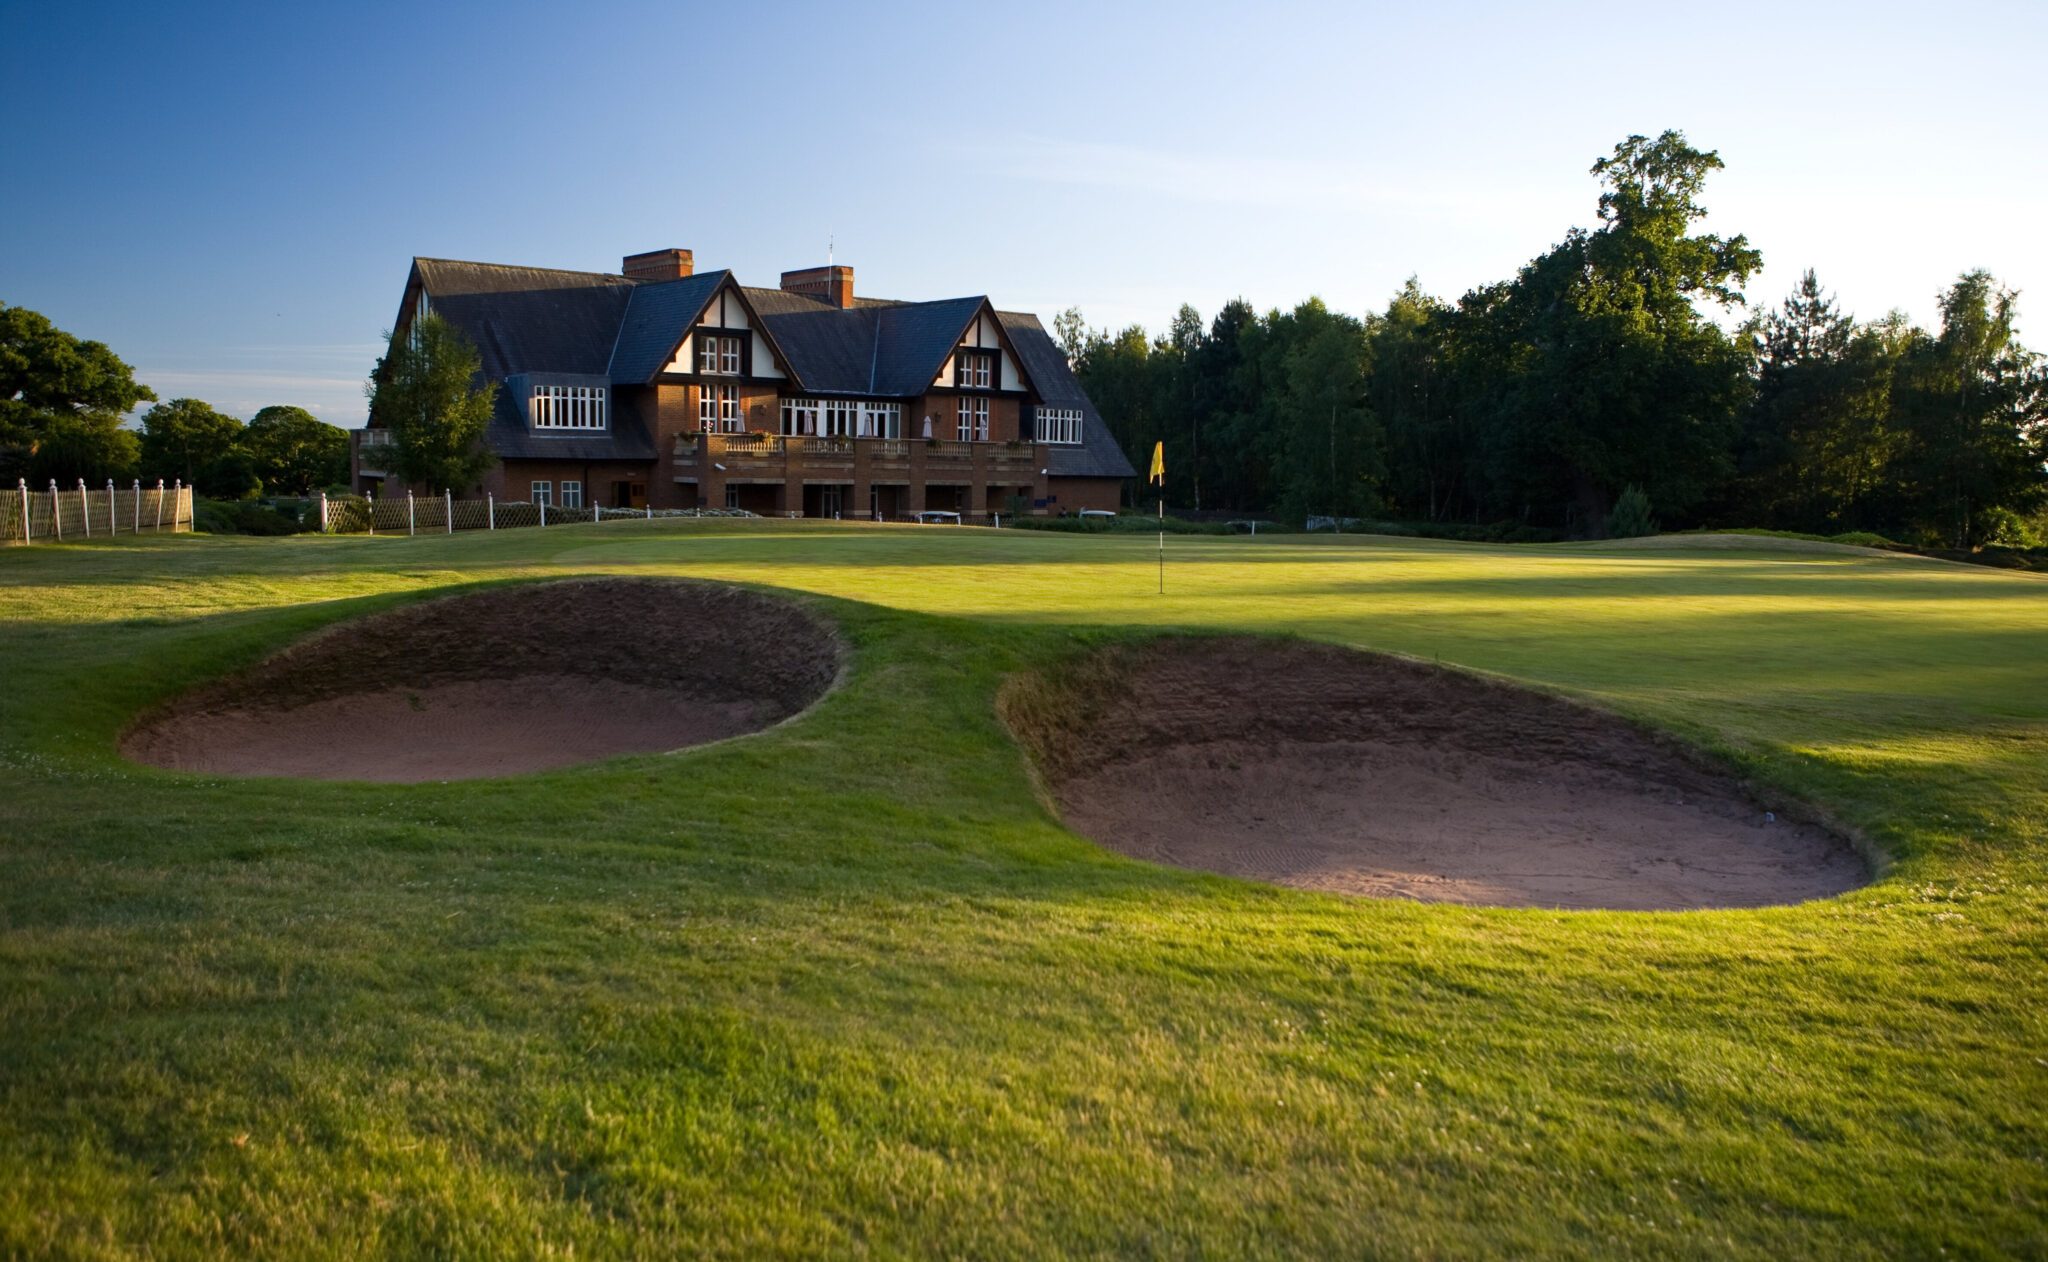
{"left": 671, "top": 433, "right": 1048, "bottom": 490}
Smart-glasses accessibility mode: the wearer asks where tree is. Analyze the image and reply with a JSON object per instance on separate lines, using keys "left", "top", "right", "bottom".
{"left": 1053, "top": 307, "right": 1089, "bottom": 367}
{"left": 1453, "top": 131, "right": 1760, "bottom": 533}
{"left": 1370, "top": 280, "right": 1463, "bottom": 521}
{"left": 1891, "top": 272, "right": 2048, "bottom": 547}
{"left": 243, "top": 405, "right": 349, "bottom": 494}
{"left": 1736, "top": 271, "right": 1907, "bottom": 532}
{"left": 0, "top": 302, "right": 154, "bottom": 483}
{"left": 365, "top": 314, "right": 499, "bottom": 494}
{"left": 140, "top": 398, "right": 245, "bottom": 493}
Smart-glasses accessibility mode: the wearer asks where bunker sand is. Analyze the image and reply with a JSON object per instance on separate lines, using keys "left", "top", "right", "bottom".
{"left": 1007, "top": 638, "right": 1865, "bottom": 911}
{"left": 124, "top": 578, "right": 839, "bottom": 782}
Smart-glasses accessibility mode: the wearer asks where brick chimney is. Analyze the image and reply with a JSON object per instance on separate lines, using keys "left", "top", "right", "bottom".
{"left": 781, "top": 264, "right": 855, "bottom": 309}
{"left": 622, "top": 248, "right": 693, "bottom": 281}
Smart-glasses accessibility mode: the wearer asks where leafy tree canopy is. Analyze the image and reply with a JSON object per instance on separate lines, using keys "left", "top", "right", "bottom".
{"left": 1, "top": 302, "right": 154, "bottom": 484}
{"left": 140, "top": 398, "right": 245, "bottom": 492}
{"left": 244, "top": 405, "right": 348, "bottom": 494}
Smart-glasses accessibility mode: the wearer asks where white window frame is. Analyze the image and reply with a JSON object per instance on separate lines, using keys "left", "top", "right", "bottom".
{"left": 529, "top": 384, "right": 608, "bottom": 430}
{"left": 531, "top": 481, "right": 552, "bottom": 506}
{"left": 958, "top": 350, "right": 992, "bottom": 389}
{"left": 725, "top": 485, "right": 739, "bottom": 509}
{"left": 559, "top": 481, "right": 583, "bottom": 508}
{"left": 956, "top": 395, "right": 989, "bottom": 441}
{"left": 822, "top": 399, "right": 860, "bottom": 438}
{"left": 780, "top": 396, "right": 819, "bottom": 436}
{"left": 1038, "top": 407, "right": 1083, "bottom": 445}
{"left": 700, "top": 384, "right": 740, "bottom": 432}
{"left": 859, "top": 402, "right": 901, "bottom": 439}
{"left": 697, "top": 334, "right": 742, "bottom": 375}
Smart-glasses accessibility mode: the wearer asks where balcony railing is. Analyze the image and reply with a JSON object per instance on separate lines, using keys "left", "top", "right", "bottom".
{"left": 673, "top": 435, "right": 1042, "bottom": 463}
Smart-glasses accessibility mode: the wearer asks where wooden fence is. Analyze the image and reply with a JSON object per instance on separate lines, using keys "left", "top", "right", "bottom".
{"left": 3, "top": 479, "right": 194, "bottom": 546}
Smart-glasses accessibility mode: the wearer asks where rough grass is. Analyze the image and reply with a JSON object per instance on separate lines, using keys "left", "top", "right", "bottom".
{"left": 1, "top": 520, "right": 2045, "bottom": 1258}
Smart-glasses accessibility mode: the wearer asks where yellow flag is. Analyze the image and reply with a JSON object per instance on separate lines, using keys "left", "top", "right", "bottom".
{"left": 1148, "top": 441, "right": 1164, "bottom": 485}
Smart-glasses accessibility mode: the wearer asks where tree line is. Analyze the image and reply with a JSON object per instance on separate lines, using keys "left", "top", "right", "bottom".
{"left": 1, "top": 302, "right": 350, "bottom": 498}
{"left": 1062, "top": 132, "right": 2048, "bottom": 546}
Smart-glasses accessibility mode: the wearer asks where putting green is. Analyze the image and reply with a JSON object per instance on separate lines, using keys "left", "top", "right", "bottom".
{"left": 1, "top": 521, "right": 2043, "bottom": 1258}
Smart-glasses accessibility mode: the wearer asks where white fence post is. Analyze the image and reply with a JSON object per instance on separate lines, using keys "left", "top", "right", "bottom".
{"left": 367, "top": 489, "right": 374, "bottom": 536}
{"left": 155, "top": 480, "right": 164, "bottom": 531}
{"left": 17, "top": 478, "right": 28, "bottom": 545}
{"left": 131, "top": 480, "right": 140, "bottom": 534}
{"left": 318, "top": 491, "right": 328, "bottom": 533}
{"left": 78, "top": 480, "right": 90, "bottom": 539}
{"left": 172, "top": 480, "right": 181, "bottom": 534}
{"left": 106, "top": 479, "right": 116, "bottom": 536}
{"left": 445, "top": 489, "right": 453, "bottom": 534}
{"left": 487, "top": 493, "right": 494, "bottom": 530}
{"left": 407, "top": 491, "right": 415, "bottom": 537}
{"left": 49, "top": 480, "right": 61, "bottom": 542}
{"left": 646, "top": 500, "right": 652, "bottom": 520}
{"left": 540, "top": 498, "right": 546, "bottom": 527}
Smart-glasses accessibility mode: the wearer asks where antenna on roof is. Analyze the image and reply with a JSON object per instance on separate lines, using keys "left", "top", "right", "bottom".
{"left": 828, "top": 233, "right": 834, "bottom": 267}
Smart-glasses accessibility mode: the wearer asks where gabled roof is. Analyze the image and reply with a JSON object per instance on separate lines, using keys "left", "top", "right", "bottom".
{"left": 999, "top": 312, "right": 1137, "bottom": 479}
{"left": 740, "top": 290, "right": 992, "bottom": 397}
{"left": 411, "top": 258, "right": 635, "bottom": 379}
{"left": 606, "top": 270, "right": 730, "bottom": 385}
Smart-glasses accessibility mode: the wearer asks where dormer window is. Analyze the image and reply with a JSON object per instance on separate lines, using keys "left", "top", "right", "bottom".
{"left": 957, "top": 351, "right": 993, "bottom": 390}
{"left": 698, "top": 334, "right": 743, "bottom": 375}
{"left": 531, "top": 384, "right": 607, "bottom": 430}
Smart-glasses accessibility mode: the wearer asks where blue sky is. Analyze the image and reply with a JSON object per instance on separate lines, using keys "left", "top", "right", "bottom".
{"left": 3, "top": 0, "right": 2043, "bottom": 428}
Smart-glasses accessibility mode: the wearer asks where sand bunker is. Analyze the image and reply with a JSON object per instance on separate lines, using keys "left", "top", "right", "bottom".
{"left": 1003, "top": 638, "right": 1864, "bottom": 911}
{"left": 124, "top": 579, "right": 839, "bottom": 781}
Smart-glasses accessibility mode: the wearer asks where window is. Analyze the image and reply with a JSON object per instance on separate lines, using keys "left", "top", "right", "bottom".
{"left": 725, "top": 485, "right": 738, "bottom": 509}
{"left": 822, "top": 399, "right": 859, "bottom": 438}
{"left": 1038, "top": 407, "right": 1084, "bottom": 445}
{"left": 560, "top": 481, "right": 583, "bottom": 508}
{"left": 531, "top": 481, "right": 552, "bottom": 506}
{"left": 957, "top": 351, "right": 992, "bottom": 389}
{"left": 700, "top": 384, "right": 740, "bottom": 432}
{"left": 860, "top": 402, "right": 901, "bottom": 439}
{"left": 530, "top": 384, "right": 608, "bottom": 430}
{"left": 780, "top": 396, "right": 819, "bottom": 436}
{"left": 956, "top": 395, "right": 989, "bottom": 441}
{"left": 697, "top": 334, "right": 742, "bottom": 375}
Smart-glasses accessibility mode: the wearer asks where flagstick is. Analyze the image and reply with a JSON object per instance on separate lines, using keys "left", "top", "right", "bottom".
{"left": 1158, "top": 495, "right": 1164, "bottom": 595}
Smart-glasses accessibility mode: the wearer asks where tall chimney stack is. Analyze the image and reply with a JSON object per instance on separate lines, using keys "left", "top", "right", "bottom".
{"left": 623, "top": 248, "right": 693, "bottom": 281}
{"left": 780, "top": 264, "right": 855, "bottom": 309}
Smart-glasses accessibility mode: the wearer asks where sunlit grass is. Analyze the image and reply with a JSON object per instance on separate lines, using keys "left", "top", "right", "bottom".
{"left": 2, "top": 521, "right": 2045, "bottom": 1257}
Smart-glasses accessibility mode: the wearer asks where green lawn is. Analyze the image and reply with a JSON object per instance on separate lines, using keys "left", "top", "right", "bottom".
{"left": 1, "top": 521, "right": 2043, "bottom": 1258}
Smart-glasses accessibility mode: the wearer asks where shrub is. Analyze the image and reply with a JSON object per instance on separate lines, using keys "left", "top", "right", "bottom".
{"left": 193, "top": 498, "right": 311, "bottom": 536}
{"left": 1606, "top": 486, "right": 1657, "bottom": 538}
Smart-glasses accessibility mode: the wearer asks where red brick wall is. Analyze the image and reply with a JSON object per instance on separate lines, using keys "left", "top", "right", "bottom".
{"left": 1047, "top": 477, "right": 1121, "bottom": 514}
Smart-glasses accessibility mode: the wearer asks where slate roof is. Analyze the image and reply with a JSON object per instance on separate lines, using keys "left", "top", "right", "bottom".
{"left": 608, "top": 271, "right": 729, "bottom": 385}
{"left": 412, "top": 259, "right": 634, "bottom": 379}
{"left": 409, "top": 256, "right": 1133, "bottom": 479}
{"left": 999, "top": 312, "right": 1136, "bottom": 478}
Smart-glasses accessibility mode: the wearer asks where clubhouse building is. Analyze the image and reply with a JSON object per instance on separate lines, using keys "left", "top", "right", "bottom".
{"left": 351, "top": 249, "right": 1133, "bottom": 518}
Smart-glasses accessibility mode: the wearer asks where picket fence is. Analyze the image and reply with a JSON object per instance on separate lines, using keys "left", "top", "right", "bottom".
{"left": 314, "top": 491, "right": 754, "bottom": 536}
{"left": 3, "top": 479, "right": 195, "bottom": 546}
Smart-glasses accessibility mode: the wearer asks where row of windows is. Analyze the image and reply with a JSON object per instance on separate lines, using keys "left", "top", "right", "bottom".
{"left": 957, "top": 350, "right": 994, "bottom": 389}
{"left": 780, "top": 397, "right": 904, "bottom": 438}
{"left": 530, "top": 385, "right": 608, "bottom": 430}
{"left": 1037, "top": 408, "right": 1083, "bottom": 445}
{"left": 697, "top": 335, "right": 743, "bottom": 375}
{"left": 529, "top": 480, "right": 583, "bottom": 508}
